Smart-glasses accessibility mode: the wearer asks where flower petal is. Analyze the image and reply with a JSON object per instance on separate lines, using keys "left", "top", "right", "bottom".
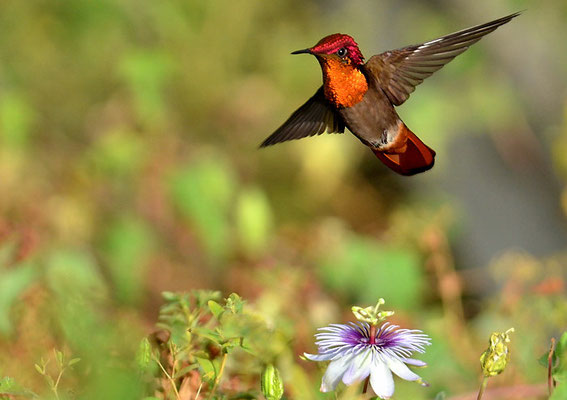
{"left": 369, "top": 358, "right": 395, "bottom": 399}
{"left": 304, "top": 352, "right": 333, "bottom": 362}
{"left": 320, "top": 355, "right": 353, "bottom": 392}
{"left": 386, "top": 358, "right": 422, "bottom": 382}
{"left": 342, "top": 351, "right": 372, "bottom": 385}
{"left": 401, "top": 358, "right": 427, "bottom": 367}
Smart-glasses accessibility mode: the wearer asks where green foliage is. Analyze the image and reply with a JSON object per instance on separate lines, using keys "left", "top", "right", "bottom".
{"left": 540, "top": 332, "right": 567, "bottom": 388}
{"left": 169, "top": 156, "right": 235, "bottom": 264}
{"left": 34, "top": 349, "right": 80, "bottom": 400}
{"left": 318, "top": 235, "right": 423, "bottom": 309}
{"left": 152, "top": 290, "right": 290, "bottom": 399}
{"left": 101, "top": 216, "right": 154, "bottom": 304}
{"left": 0, "top": 377, "right": 36, "bottom": 398}
{"left": 0, "top": 243, "right": 37, "bottom": 336}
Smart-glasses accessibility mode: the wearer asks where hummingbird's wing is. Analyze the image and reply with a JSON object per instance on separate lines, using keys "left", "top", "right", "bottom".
{"left": 260, "top": 87, "right": 345, "bottom": 147}
{"left": 365, "top": 12, "right": 520, "bottom": 106}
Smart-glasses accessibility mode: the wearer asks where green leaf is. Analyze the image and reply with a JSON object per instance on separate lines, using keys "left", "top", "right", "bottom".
{"left": 161, "top": 291, "right": 177, "bottom": 301}
{"left": 225, "top": 293, "right": 244, "bottom": 314}
{"left": 34, "top": 364, "right": 44, "bottom": 375}
{"left": 195, "top": 357, "right": 217, "bottom": 382}
{"left": 208, "top": 300, "right": 224, "bottom": 320}
{"left": 191, "top": 327, "right": 223, "bottom": 345}
{"left": 55, "top": 350, "right": 64, "bottom": 369}
{"left": 136, "top": 338, "right": 152, "bottom": 371}
{"left": 68, "top": 358, "right": 81, "bottom": 367}
{"left": 194, "top": 290, "right": 222, "bottom": 307}
{"left": 173, "top": 364, "right": 198, "bottom": 379}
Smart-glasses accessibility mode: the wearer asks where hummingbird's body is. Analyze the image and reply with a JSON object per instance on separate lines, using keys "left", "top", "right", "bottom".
{"left": 261, "top": 12, "right": 520, "bottom": 175}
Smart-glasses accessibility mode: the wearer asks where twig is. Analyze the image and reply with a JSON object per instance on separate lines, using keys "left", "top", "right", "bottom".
{"left": 51, "top": 368, "right": 64, "bottom": 400}
{"left": 548, "top": 337, "right": 556, "bottom": 396}
{"left": 154, "top": 355, "right": 181, "bottom": 400}
{"left": 476, "top": 376, "right": 488, "bottom": 400}
{"left": 195, "top": 382, "right": 203, "bottom": 400}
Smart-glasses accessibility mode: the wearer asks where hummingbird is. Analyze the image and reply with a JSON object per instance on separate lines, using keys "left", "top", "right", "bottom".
{"left": 260, "top": 12, "right": 520, "bottom": 175}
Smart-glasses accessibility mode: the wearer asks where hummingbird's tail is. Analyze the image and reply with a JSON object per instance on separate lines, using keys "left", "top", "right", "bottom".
{"left": 372, "top": 124, "right": 436, "bottom": 176}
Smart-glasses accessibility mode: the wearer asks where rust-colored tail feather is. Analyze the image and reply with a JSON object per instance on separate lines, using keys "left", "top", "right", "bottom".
{"left": 373, "top": 125, "right": 436, "bottom": 176}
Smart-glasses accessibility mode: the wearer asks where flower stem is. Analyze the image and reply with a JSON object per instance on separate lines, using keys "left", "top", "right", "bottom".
{"left": 548, "top": 337, "right": 556, "bottom": 396}
{"left": 476, "top": 376, "right": 488, "bottom": 400}
{"left": 153, "top": 355, "right": 181, "bottom": 400}
{"left": 208, "top": 351, "right": 228, "bottom": 400}
{"left": 362, "top": 376, "right": 370, "bottom": 394}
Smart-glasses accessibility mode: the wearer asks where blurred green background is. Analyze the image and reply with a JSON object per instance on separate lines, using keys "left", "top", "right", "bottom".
{"left": 0, "top": 0, "right": 566, "bottom": 399}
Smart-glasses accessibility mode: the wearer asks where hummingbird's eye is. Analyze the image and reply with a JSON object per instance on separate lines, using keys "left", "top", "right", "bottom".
{"left": 336, "top": 47, "right": 348, "bottom": 57}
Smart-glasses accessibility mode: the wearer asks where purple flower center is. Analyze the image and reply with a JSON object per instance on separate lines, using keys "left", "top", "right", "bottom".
{"left": 344, "top": 324, "right": 396, "bottom": 346}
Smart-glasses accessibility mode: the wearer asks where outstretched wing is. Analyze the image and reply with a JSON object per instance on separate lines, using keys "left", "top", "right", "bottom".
{"left": 365, "top": 12, "right": 520, "bottom": 106}
{"left": 260, "top": 87, "right": 345, "bottom": 147}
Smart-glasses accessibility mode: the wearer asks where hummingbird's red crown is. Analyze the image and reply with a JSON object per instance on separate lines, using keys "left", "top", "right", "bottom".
{"left": 311, "top": 34, "right": 364, "bottom": 65}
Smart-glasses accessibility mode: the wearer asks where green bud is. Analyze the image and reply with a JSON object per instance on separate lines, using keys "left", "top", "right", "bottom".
{"left": 352, "top": 298, "right": 394, "bottom": 326}
{"left": 261, "top": 364, "right": 284, "bottom": 400}
{"left": 480, "top": 328, "right": 514, "bottom": 377}
{"left": 136, "top": 337, "right": 152, "bottom": 371}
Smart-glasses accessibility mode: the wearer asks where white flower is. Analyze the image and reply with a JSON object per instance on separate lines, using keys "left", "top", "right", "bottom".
{"left": 305, "top": 322, "right": 431, "bottom": 399}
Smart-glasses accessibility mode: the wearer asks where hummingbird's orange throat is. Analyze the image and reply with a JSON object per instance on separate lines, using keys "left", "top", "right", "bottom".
{"left": 320, "top": 58, "right": 368, "bottom": 108}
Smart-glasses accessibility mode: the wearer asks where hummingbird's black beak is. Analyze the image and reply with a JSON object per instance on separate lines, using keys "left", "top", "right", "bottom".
{"left": 291, "top": 48, "right": 311, "bottom": 55}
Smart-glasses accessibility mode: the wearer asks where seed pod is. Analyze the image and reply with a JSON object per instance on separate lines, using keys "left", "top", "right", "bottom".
{"left": 480, "top": 328, "right": 514, "bottom": 377}
{"left": 261, "top": 364, "right": 284, "bottom": 400}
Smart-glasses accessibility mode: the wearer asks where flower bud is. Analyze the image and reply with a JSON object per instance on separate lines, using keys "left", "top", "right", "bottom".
{"left": 261, "top": 364, "right": 284, "bottom": 400}
{"left": 480, "top": 328, "right": 514, "bottom": 377}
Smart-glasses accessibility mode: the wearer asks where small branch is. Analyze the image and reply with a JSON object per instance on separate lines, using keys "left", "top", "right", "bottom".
{"left": 476, "top": 376, "right": 488, "bottom": 400}
{"left": 207, "top": 352, "right": 228, "bottom": 400}
{"left": 548, "top": 337, "right": 556, "bottom": 396}
{"left": 195, "top": 382, "right": 203, "bottom": 400}
{"left": 154, "top": 355, "right": 181, "bottom": 400}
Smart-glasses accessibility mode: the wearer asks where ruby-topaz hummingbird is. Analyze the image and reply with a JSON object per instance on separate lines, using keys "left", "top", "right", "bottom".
{"left": 260, "top": 12, "right": 520, "bottom": 175}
